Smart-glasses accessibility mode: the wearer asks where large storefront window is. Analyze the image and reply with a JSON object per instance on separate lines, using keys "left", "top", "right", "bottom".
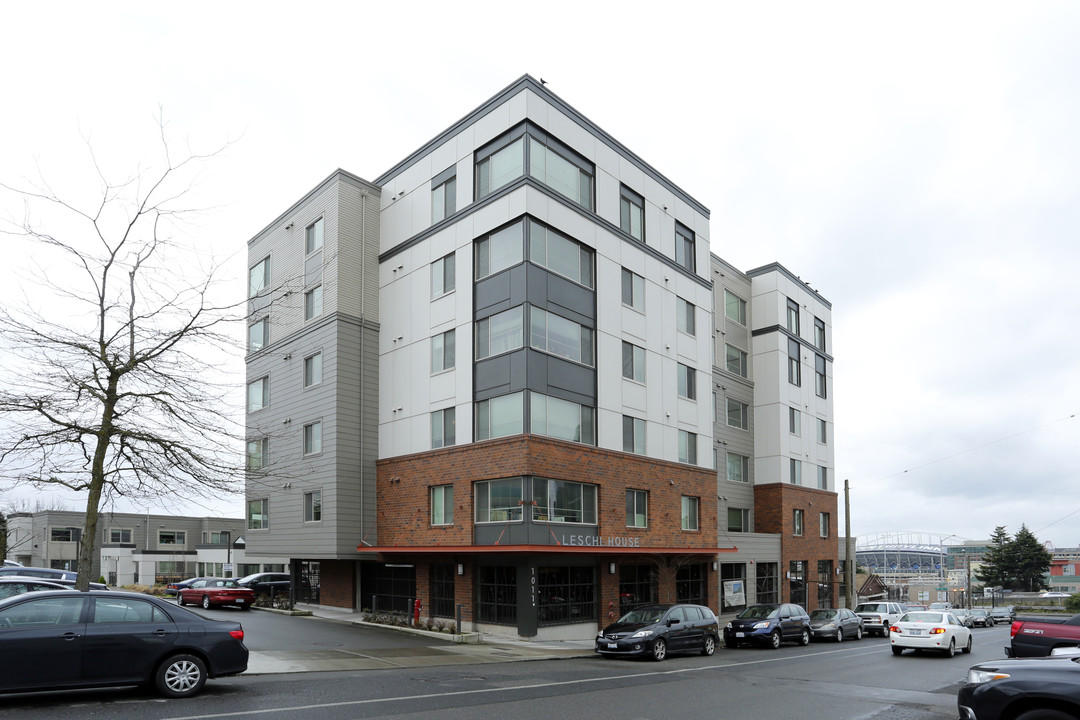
{"left": 756, "top": 562, "right": 779, "bottom": 604}
{"left": 531, "top": 478, "right": 596, "bottom": 524}
{"left": 817, "top": 559, "right": 834, "bottom": 609}
{"left": 676, "top": 563, "right": 707, "bottom": 605}
{"left": 477, "top": 566, "right": 517, "bottom": 625}
{"left": 619, "top": 564, "right": 657, "bottom": 610}
{"left": 789, "top": 561, "right": 807, "bottom": 607}
{"left": 721, "top": 563, "right": 747, "bottom": 614}
{"left": 430, "top": 563, "right": 455, "bottom": 618}
{"left": 361, "top": 563, "right": 416, "bottom": 614}
{"left": 537, "top": 566, "right": 595, "bottom": 626}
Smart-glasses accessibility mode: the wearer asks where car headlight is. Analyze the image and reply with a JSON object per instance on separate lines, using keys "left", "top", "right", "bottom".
{"left": 597, "top": 633, "right": 605, "bottom": 641}
{"left": 819, "top": 622, "right": 836, "bottom": 630}
{"left": 725, "top": 622, "right": 733, "bottom": 629}
{"left": 752, "top": 621, "right": 770, "bottom": 629}
{"left": 967, "top": 669, "right": 1010, "bottom": 684}
{"left": 631, "top": 629, "right": 654, "bottom": 638}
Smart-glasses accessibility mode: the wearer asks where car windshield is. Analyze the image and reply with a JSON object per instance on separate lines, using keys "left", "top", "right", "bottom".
{"left": 855, "top": 604, "right": 887, "bottom": 613}
{"left": 902, "top": 612, "right": 944, "bottom": 623}
{"left": 810, "top": 610, "right": 837, "bottom": 620}
{"left": 737, "top": 605, "right": 779, "bottom": 620}
{"left": 618, "top": 607, "right": 667, "bottom": 624}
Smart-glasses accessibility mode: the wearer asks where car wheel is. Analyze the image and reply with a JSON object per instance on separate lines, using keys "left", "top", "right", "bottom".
{"left": 154, "top": 654, "right": 207, "bottom": 698}
{"left": 702, "top": 635, "right": 716, "bottom": 656}
{"left": 855, "top": 626, "right": 863, "bottom": 640}
{"left": 799, "top": 629, "right": 810, "bottom": 646}
{"left": 201, "top": 595, "right": 211, "bottom": 610}
{"left": 835, "top": 628, "right": 843, "bottom": 643}
{"left": 769, "top": 631, "right": 782, "bottom": 649}
{"left": 1015, "top": 710, "right": 1076, "bottom": 720}
{"left": 987, "top": 618, "right": 994, "bottom": 626}
{"left": 945, "top": 638, "right": 955, "bottom": 658}
{"left": 891, "top": 646, "right": 903, "bottom": 656}
{"left": 963, "top": 635, "right": 972, "bottom": 654}
{"left": 651, "top": 638, "right": 667, "bottom": 661}
{"left": 176, "top": 594, "right": 184, "bottom": 606}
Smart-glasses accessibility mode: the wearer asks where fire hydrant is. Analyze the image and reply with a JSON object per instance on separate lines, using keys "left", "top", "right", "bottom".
{"left": 414, "top": 598, "right": 423, "bottom": 627}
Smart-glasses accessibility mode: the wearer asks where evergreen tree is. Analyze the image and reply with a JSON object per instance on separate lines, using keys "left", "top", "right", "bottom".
{"left": 1010, "top": 525, "right": 1052, "bottom": 592}
{"left": 975, "top": 526, "right": 1011, "bottom": 588}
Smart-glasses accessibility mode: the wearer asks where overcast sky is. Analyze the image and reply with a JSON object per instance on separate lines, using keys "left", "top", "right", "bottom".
{"left": 1, "top": 2, "right": 1077, "bottom": 548}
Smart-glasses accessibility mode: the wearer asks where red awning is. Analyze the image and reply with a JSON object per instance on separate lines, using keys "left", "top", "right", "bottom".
{"left": 355, "top": 544, "right": 737, "bottom": 555}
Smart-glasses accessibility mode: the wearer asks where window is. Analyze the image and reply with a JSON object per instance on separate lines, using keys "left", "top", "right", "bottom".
{"left": 528, "top": 135, "right": 594, "bottom": 209}
{"left": 536, "top": 567, "right": 597, "bottom": 626}
{"left": 476, "top": 221, "right": 523, "bottom": 279}
{"left": 677, "top": 363, "right": 696, "bottom": 400}
{"left": 728, "top": 508, "right": 749, "bottom": 533}
{"left": 249, "top": 256, "right": 269, "bottom": 297}
{"left": 50, "top": 528, "right": 76, "bottom": 542}
{"left": 676, "top": 297, "right": 695, "bottom": 336}
{"left": 675, "top": 222, "right": 695, "bottom": 272}
{"left": 620, "top": 185, "right": 644, "bottom": 241}
{"left": 247, "top": 377, "right": 269, "bottom": 412}
{"left": 726, "top": 452, "right": 750, "bottom": 483}
{"left": 529, "top": 391, "right": 595, "bottom": 444}
{"left": 622, "top": 415, "right": 645, "bottom": 454}
{"left": 108, "top": 528, "right": 131, "bottom": 543}
{"left": 678, "top": 430, "right": 697, "bottom": 464}
{"left": 476, "top": 136, "right": 525, "bottom": 199}
{"left": 787, "top": 297, "right": 800, "bottom": 335}
{"left": 721, "top": 563, "right": 748, "bottom": 614}
{"left": 528, "top": 217, "right": 594, "bottom": 287}
{"left": 681, "top": 496, "right": 699, "bottom": 531}
{"left": 726, "top": 398, "right": 749, "bottom": 430}
{"left": 430, "top": 563, "right": 456, "bottom": 618}
{"left": 305, "top": 218, "right": 323, "bottom": 255}
{"left": 814, "top": 317, "right": 826, "bottom": 351}
{"left": 303, "top": 421, "right": 322, "bottom": 455}
{"left": 475, "top": 478, "right": 524, "bottom": 523}
{"left": 304, "top": 491, "right": 322, "bottom": 522}
{"left": 476, "top": 307, "right": 523, "bottom": 359}
{"left": 817, "top": 418, "right": 827, "bottom": 444}
{"left": 304, "top": 352, "right": 323, "bottom": 387}
{"left": 789, "top": 407, "right": 801, "bottom": 436}
{"left": 475, "top": 392, "right": 523, "bottom": 440}
{"left": 820, "top": 511, "right": 830, "bottom": 538}
{"left": 817, "top": 465, "right": 828, "bottom": 490}
{"left": 621, "top": 268, "right": 644, "bottom": 311}
{"left": 626, "top": 490, "right": 648, "bottom": 528}
{"left": 159, "top": 530, "right": 185, "bottom": 545}
{"left": 530, "top": 308, "right": 593, "bottom": 366}
{"left": 622, "top": 341, "right": 645, "bottom": 382}
{"left": 246, "top": 437, "right": 268, "bottom": 470}
{"left": 431, "top": 171, "right": 456, "bottom": 223}
{"left": 724, "top": 290, "right": 746, "bottom": 325}
{"left": 431, "top": 408, "right": 456, "bottom": 449}
{"left": 793, "top": 509, "right": 804, "bottom": 536}
{"left": 620, "top": 564, "right": 658, "bottom": 608}
{"left": 817, "top": 560, "right": 833, "bottom": 609}
{"left": 788, "top": 338, "right": 801, "bottom": 386}
{"left": 815, "top": 355, "right": 827, "bottom": 398}
{"left": 756, "top": 562, "right": 779, "bottom": 604}
{"left": 676, "top": 563, "right": 706, "bottom": 605}
{"left": 432, "top": 253, "right": 456, "bottom": 297}
{"left": 532, "top": 479, "right": 597, "bottom": 524}
{"left": 247, "top": 499, "right": 269, "bottom": 530}
{"left": 92, "top": 597, "right": 167, "bottom": 624}
{"left": 726, "top": 344, "right": 747, "bottom": 377}
{"left": 790, "top": 561, "right": 807, "bottom": 606}
{"left": 431, "top": 329, "right": 455, "bottom": 373}
{"left": 790, "top": 458, "right": 802, "bottom": 485}
{"left": 249, "top": 317, "right": 268, "bottom": 352}
{"left": 477, "top": 565, "right": 517, "bottom": 625}
{"left": 431, "top": 485, "right": 454, "bottom": 525}
{"left": 304, "top": 285, "right": 323, "bottom": 321}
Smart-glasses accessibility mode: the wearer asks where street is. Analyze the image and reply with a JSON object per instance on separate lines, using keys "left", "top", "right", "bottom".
{"left": 0, "top": 611, "right": 1012, "bottom": 720}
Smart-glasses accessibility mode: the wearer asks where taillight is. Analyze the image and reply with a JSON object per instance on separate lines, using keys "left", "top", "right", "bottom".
{"left": 889, "top": 625, "right": 899, "bottom": 633}
{"left": 930, "top": 627, "right": 946, "bottom": 635}
{"left": 1010, "top": 622, "right": 1020, "bottom": 637}
{"left": 229, "top": 628, "right": 245, "bottom": 642}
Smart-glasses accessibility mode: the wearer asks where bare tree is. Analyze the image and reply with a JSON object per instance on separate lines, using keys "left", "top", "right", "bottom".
{"left": 0, "top": 118, "right": 243, "bottom": 590}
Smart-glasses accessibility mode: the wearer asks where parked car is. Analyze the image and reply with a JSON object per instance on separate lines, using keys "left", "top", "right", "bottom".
{"left": 1042, "top": 591, "right": 1072, "bottom": 598}
{"left": 0, "top": 566, "right": 108, "bottom": 590}
{"left": 1007, "top": 613, "right": 1080, "bottom": 658}
{"left": 166, "top": 577, "right": 212, "bottom": 597}
{"left": 723, "top": 603, "right": 812, "bottom": 649}
{"left": 595, "top": 603, "right": 720, "bottom": 661}
{"left": 989, "top": 606, "right": 1016, "bottom": 624}
{"left": 890, "top": 611, "right": 972, "bottom": 657}
{"left": 968, "top": 609, "right": 995, "bottom": 627}
{"left": 958, "top": 654, "right": 1080, "bottom": 720}
{"left": 905, "top": 604, "right": 928, "bottom": 612}
{"left": 0, "top": 577, "right": 75, "bottom": 599}
{"left": 177, "top": 578, "right": 255, "bottom": 610}
{"left": 854, "top": 601, "right": 906, "bottom": 637}
{"left": 2, "top": 560, "right": 23, "bottom": 568}
{"left": 809, "top": 608, "right": 863, "bottom": 642}
{"left": 952, "top": 608, "right": 975, "bottom": 628}
{"left": 0, "top": 589, "right": 248, "bottom": 698}
{"left": 929, "top": 602, "right": 953, "bottom": 610}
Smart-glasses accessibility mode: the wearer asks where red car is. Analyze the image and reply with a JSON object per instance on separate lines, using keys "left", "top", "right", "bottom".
{"left": 177, "top": 578, "right": 255, "bottom": 610}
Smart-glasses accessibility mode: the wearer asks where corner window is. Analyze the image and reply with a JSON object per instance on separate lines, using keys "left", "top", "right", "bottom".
{"left": 622, "top": 415, "right": 645, "bottom": 454}
{"left": 728, "top": 508, "right": 749, "bottom": 533}
{"left": 677, "top": 363, "right": 696, "bottom": 400}
{"left": 476, "top": 220, "right": 524, "bottom": 280}
{"left": 431, "top": 168, "right": 457, "bottom": 223}
{"left": 681, "top": 496, "right": 699, "bottom": 531}
{"left": 530, "top": 307, "right": 593, "bottom": 366}
{"left": 432, "top": 253, "right": 456, "bottom": 298}
{"left": 789, "top": 407, "right": 801, "bottom": 436}
{"left": 815, "top": 355, "right": 827, "bottom": 398}
{"left": 475, "top": 392, "right": 524, "bottom": 441}
{"left": 726, "top": 452, "right": 750, "bottom": 483}
{"left": 247, "top": 377, "right": 269, "bottom": 412}
{"left": 790, "top": 459, "right": 802, "bottom": 485}
{"left": 431, "top": 329, "right": 456, "bottom": 373}
{"left": 620, "top": 185, "right": 644, "bottom": 241}
{"left": 474, "top": 478, "right": 523, "bottom": 523}
{"left": 305, "top": 218, "right": 324, "bottom": 255}
{"left": 675, "top": 222, "right": 695, "bottom": 273}
{"left": 724, "top": 289, "right": 746, "bottom": 325}
{"left": 532, "top": 479, "right": 597, "bottom": 524}
{"left": 676, "top": 297, "right": 695, "bottom": 336}
{"left": 249, "top": 317, "right": 268, "bottom": 352}
{"left": 527, "top": 218, "right": 593, "bottom": 287}
{"left": 476, "top": 136, "right": 525, "bottom": 199}
{"left": 304, "top": 285, "right": 323, "bottom": 321}
{"left": 249, "top": 256, "right": 270, "bottom": 298}
{"left": 726, "top": 398, "right": 749, "bottom": 430}
{"left": 528, "top": 135, "right": 594, "bottom": 210}
{"left": 304, "top": 352, "right": 323, "bottom": 387}
{"left": 626, "top": 489, "right": 648, "bottom": 528}
{"left": 246, "top": 437, "right": 268, "bottom": 470}
{"left": 787, "top": 297, "right": 800, "bottom": 335}
{"left": 725, "top": 343, "right": 747, "bottom": 377}
{"left": 431, "top": 407, "right": 456, "bottom": 449}
{"left": 819, "top": 512, "right": 830, "bottom": 538}
{"left": 247, "top": 499, "right": 269, "bottom": 530}
{"left": 793, "top": 509, "right": 804, "bottom": 536}
{"left": 814, "top": 317, "right": 826, "bottom": 352}
{"left": 622, "top": 341, "right": 645, "bottom": 382}
{"left": 529, "top": 391, "right": 595, "bottom": 445}
{"left": 431, "top": 485, "right": 454, "bottom": 525}
{"left": 476, "top": 306, "right": 524, "bottom": 359}
{"left": 304, "top": 491, "right": 322, "bottom": 522}
{"left": 788, "top": 338, "right": 801, "bottom": 386}
{"left": 621, "top": 268, "right": 644, "bottom": 312}
{"left": 303, "top": 421, "right": 323, "bottom": 455}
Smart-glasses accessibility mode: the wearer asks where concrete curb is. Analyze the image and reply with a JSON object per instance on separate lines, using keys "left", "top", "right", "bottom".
{"left": 350, "top": 619, "right": 482, "bottom": 644}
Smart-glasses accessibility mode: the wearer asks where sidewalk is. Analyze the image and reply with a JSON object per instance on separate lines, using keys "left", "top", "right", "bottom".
{"left": 245, "top": 605, "right": 596, "bottom": 675}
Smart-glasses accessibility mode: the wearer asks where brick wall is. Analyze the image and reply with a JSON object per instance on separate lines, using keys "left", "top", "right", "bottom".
{"left": 319, "top": 559, "right": 356, "bottom": 609}
{"left": 754, "top": 483, "right": 839, "bottom": 608}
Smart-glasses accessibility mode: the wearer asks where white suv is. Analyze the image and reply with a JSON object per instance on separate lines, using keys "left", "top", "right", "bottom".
{"left": 854, "top": 602, "right": 906, "bottom": 637}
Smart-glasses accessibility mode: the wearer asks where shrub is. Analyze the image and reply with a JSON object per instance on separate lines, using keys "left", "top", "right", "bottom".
{"left": 1066, "top": 594, "right": 1080, "bottom": 614}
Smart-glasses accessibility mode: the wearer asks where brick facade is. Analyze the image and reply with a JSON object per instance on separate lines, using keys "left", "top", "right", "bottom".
{"left": 318, "top": 559, "right": 356, "bottom": 610}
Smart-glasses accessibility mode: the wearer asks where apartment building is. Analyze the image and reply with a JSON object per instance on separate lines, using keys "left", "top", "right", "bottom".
{"left": 244, "top": 75, "right": 836, "bottom": 639}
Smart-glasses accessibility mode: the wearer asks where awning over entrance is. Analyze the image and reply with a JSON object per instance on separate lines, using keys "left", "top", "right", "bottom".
{"left": 355, "top": 543, "right": 738, "bottom": 555}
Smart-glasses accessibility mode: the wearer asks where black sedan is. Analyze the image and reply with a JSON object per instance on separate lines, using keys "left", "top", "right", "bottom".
{"left": 595, "top": 604, "right": 720, "bottom": 660}
{"left": 809, "top": 607, "right": 863, "bottom": 642}
{"left": 0, "top": 589, "right": 248, "bottom": 698}
{"left": 724, "top": 603, "right": 811, "bottom": 648}
{"left": 958, "top": 655, "right": 1080, "bottom": 720}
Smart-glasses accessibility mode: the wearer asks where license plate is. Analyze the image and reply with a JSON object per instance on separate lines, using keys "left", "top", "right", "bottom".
{"left": 607, "top": 643, "right": 618, "bottom": 649}
{"left": 735, "top": 632, "right": 745, "bottom": 637}
{"left": 236, "top": 599, "right": 245, "bottom": 603}
{"left": 908, "top": 629, "right": 922, "bottom": 635}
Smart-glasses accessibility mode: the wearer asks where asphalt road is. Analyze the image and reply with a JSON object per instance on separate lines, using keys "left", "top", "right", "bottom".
{"left": 0, "top": 616, "right": 1012, "bottom": 720}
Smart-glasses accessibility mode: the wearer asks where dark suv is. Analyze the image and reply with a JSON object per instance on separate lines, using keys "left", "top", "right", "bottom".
{"left": 724, "top": 603, "right": 812, "bottom": 648}
{"left": 237, "top": 572, "right": 313, "bottom": 598}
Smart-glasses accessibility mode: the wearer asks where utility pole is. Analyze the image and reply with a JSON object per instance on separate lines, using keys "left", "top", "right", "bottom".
{"left": 845, "top": 479, "right": 854, "bottom": 609}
